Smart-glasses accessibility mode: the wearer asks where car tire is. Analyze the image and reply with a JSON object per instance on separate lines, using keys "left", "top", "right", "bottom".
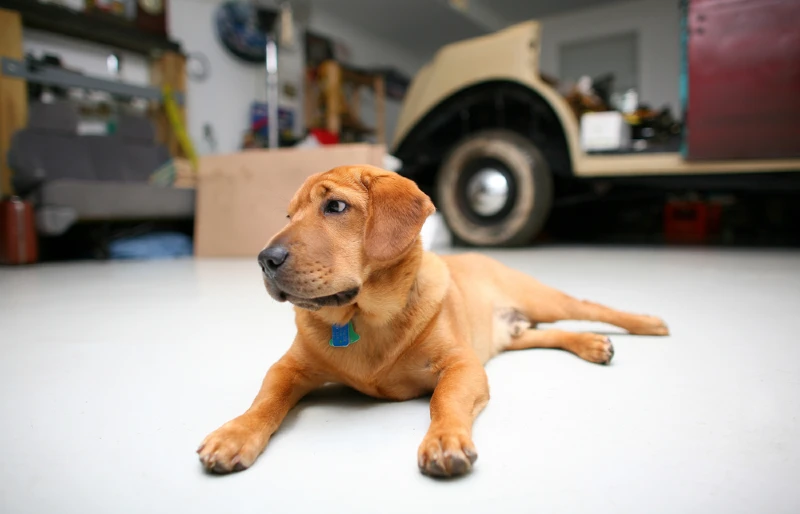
{"left": 436, "top": 130, "right": 553, "bottom": 247}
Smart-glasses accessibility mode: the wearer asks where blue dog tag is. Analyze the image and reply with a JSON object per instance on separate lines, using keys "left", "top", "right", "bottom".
{"left": 330, "top": 321, "right": 360, "bottom": 348}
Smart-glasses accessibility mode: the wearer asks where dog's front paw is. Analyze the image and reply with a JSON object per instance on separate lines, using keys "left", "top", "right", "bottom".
{"left": 575, "top": 333, "right": 614, "bottom": 365}
{"left": 197, "top": 416, "right": 267, "bottom": 474}
{"left": 418, "top": 428, "right": 477, "bottom": 477}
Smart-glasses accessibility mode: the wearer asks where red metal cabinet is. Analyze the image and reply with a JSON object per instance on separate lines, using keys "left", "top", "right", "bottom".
{"left": 687, "top": 0, "right": 800, "bottom": 160}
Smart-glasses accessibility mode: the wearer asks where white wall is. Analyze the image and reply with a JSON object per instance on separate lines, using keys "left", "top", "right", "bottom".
{"left": 168, "top": 0, "right": 263, "bottom": 154}
{"left": 537, "top": 0, "right": 681, "bottom": 117}
{"left": 22, "top": 0, "right": 426, "bottom": 155}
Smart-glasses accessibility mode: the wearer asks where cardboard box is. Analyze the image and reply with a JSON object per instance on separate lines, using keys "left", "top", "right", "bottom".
{"left": 194, "top": 144, "right": 386, "bottom": 257}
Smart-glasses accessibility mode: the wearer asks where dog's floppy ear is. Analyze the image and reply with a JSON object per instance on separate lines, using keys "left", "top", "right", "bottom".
{"left": 363, "top": 172, "right": 435, "bottom": 262}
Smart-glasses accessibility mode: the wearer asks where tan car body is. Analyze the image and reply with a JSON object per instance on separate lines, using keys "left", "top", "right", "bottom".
{"left": 393, "top": 21, "right": 800, "bottom": 177}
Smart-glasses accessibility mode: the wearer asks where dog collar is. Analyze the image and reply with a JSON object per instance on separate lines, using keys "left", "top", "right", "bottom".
{"left": 329, "top": 321, "right": 360, "bottom": 348}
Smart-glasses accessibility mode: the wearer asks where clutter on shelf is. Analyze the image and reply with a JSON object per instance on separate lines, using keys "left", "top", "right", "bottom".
{"left": 85, "top": 0, "right": 168, "bottom": 35}
{"left": 561, "top": 74, "right": 683, "bottom": 154}
{"left": 240, "top": 102, "right": 297, "bottom": 150}
{"left": 304, "top": 60, "right": 386, "bottom": 145}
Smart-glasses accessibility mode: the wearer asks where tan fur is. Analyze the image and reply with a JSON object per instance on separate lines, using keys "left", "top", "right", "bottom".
{"left": 198, "top": 165, "right": 669, "bottom": 477}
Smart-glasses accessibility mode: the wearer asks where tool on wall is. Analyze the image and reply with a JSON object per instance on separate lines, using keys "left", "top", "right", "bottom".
{"left": 261, "top": 2, "right": 298, "bottom": 149}
{"left": 213, "top": 1, "right": 277, "bottom": 149}
{"left": 259, "top": 4, "right": 280, "bottom": 149}
{"left": 214, "top": 1, "right": 304, "bottom": 149}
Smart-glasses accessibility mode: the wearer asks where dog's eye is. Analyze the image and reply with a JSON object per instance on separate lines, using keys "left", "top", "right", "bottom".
{"left": 324, "top": 200, "right": 347, "bottom": 214}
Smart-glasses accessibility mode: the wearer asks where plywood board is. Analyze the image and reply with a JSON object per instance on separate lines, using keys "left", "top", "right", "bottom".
{"left": 195, "top": 144, "right": 386, "bottom": 257}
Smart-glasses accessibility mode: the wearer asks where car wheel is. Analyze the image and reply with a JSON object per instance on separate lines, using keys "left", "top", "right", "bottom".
{"left": 436, "top": 130, "right": 553, "bottom": 247}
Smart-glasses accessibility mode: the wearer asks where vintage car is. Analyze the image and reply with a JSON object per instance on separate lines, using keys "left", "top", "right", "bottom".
{"left": 391, "top": 9, "right": 800, "bottom": 246}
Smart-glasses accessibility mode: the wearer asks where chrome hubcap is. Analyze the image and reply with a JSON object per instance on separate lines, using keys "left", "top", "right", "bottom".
{"left": 466, "top": 168, "right": 510, "bottom": 217}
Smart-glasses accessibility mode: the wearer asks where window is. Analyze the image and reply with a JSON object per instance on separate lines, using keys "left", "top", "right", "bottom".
{"left": 559, "top": 32, "right": 639, "bottom": 97}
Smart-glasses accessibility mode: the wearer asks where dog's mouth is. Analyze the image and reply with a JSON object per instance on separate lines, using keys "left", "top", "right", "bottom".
{"left": 274, "top": 287, "right": 360, "bottom": 310}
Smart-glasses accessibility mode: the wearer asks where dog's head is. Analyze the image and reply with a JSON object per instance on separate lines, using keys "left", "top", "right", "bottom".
{"left": 258, "top": 165, "right": 435, "bottom": 311}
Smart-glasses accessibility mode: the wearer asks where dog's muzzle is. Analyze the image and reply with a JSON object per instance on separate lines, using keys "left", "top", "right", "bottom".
{"left": 262, "top": 270, "right": 359, "bottom": 311}
{"left": 266, "top": 281, "right": 360, "bottom": 311}
{"left": 258, "top": 246, "right": 359, "bottom": 310}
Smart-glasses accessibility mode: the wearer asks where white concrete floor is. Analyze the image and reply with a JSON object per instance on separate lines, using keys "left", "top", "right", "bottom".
{"left": 1, "top": 247, "right": 799, "bottom": 514}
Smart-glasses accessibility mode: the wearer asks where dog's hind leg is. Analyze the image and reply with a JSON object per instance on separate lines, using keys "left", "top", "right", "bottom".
{"left": 500, "top": 271, "right": 669, "bottom": 336}
{"left": 505, "top": 328, "right": 614, "bottom": 364}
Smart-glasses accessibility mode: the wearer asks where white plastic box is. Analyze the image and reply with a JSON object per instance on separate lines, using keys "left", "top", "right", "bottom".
{"left": 580, "top": 111, "right": 631, "bottom": 152}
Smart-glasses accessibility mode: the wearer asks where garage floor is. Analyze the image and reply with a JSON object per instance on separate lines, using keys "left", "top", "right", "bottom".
{"left": 1, "top": 247, "right": 799, "bottom": 514}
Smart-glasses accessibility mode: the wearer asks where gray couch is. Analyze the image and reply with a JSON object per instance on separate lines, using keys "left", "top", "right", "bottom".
{"left": 8, "top": 102, "right": 195, "bottom": 235}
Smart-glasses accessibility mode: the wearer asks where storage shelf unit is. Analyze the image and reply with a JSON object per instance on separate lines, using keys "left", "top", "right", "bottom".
{"left": 0, "top": 2, "right": 188, "bottom": 195}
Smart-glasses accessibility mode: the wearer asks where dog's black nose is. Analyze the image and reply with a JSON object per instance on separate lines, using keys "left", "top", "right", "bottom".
{"left": 258, "top": 246, "right": 289, "bottom": 273}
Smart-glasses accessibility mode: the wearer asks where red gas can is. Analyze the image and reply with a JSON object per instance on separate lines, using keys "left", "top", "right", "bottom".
{"left": 0, "top": 196, "right": 38, "bottom": 265}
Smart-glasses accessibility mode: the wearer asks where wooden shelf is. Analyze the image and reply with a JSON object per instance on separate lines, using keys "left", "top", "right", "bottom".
{"left": 0, "top": 0, "right": 181, "bottom": 56}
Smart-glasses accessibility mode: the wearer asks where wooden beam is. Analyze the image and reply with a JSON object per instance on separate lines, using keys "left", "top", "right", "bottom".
{"left": 320, "top": 60, "right": 342, "bottom": 136}
{"left": 0, "top": 8, "right": 27, "bottom": 197}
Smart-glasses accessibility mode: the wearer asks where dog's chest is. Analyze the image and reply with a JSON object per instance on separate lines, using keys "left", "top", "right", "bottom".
{"left": 321, "top": 334, "right": 438, "bottom": 401}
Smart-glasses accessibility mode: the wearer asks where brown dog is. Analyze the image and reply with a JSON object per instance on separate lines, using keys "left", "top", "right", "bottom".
{"left": 198, "top": 165, "right": 668, "bottom": 477}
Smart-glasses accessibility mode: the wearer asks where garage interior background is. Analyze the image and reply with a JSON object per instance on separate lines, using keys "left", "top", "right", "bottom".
{"left": 2, "top": 0, "right": 799, "bottom": 259}
{"left": 20, "top": 0, "right": 679, "bottom": 156}
{"left": 2, "top": 1, "right": 800, "bottom": 513}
